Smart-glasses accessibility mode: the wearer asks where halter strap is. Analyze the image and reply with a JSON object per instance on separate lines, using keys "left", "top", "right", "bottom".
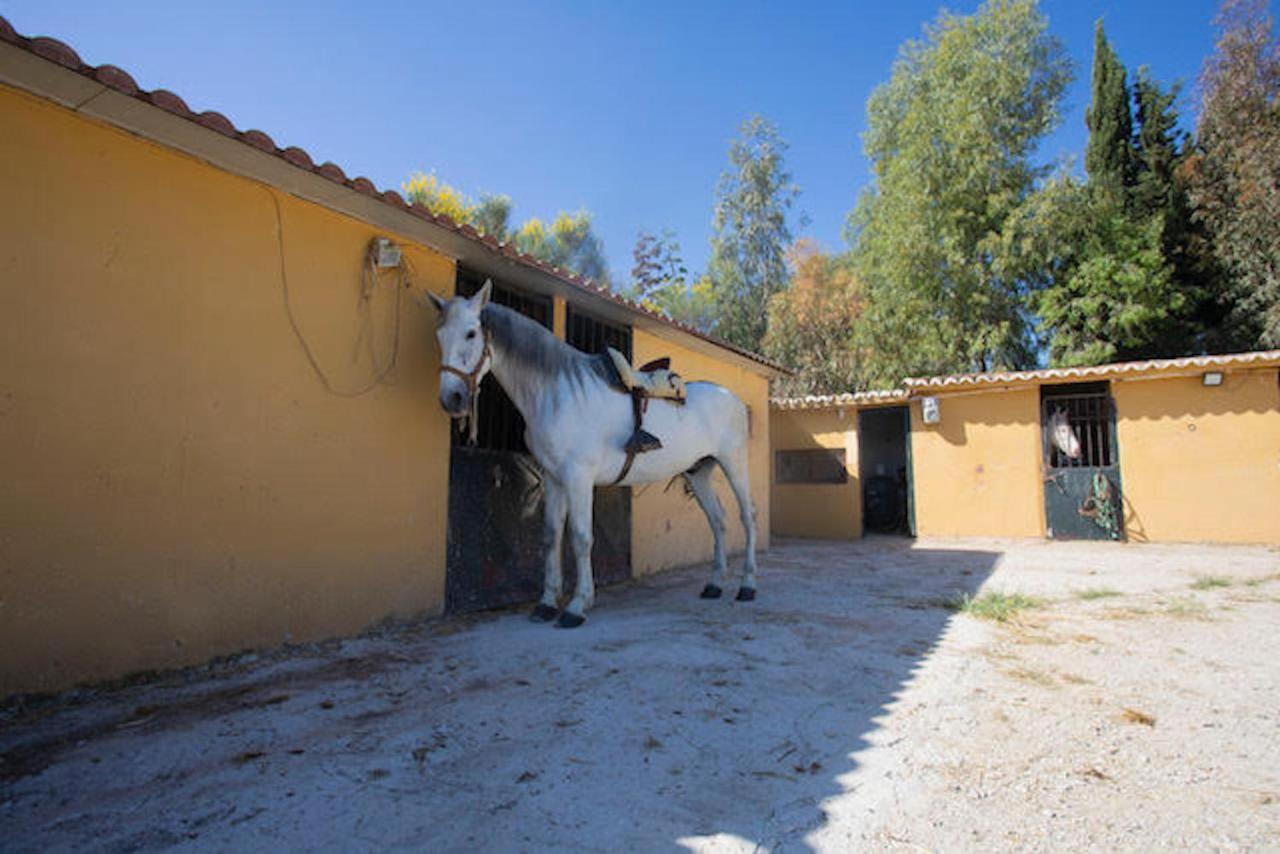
{"left": 440, "top": 332, "right": 491, "bottom": 445}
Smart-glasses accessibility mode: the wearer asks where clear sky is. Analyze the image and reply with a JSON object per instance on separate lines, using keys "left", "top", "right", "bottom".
{"left": 0, "top": 0, "right": 1251, "bottom": 284}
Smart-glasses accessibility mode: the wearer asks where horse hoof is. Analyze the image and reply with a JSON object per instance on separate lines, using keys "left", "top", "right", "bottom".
{"left": 556, "top": 612, "right": 586, "bottom": 629}
{"left": 530, "top": 603, "right": 559, "bottom": 623}
{"left": 736, "top": 587, "right": 757, "bottom": 602}
{"left": 700, "top": 584, "right": 723, "bottom": 599}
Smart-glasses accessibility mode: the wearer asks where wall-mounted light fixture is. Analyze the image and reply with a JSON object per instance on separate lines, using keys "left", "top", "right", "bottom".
{"left": 921, "top": 396, "right": 941, "bottom": 424}
{"left": 1202, "top": 371, "right": 1224, "bottom": 387}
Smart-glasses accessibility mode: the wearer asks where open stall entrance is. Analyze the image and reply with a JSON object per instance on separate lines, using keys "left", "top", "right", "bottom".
{"left": 857, "top": 406, "right": 914, "bottom": 536}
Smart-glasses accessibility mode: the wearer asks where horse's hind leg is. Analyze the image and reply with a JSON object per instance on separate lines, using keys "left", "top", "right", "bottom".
{"left": 685, "top": 459, "right": 728, "bottom": 599}
{"left": 717, "top": 451, "right": 758, "bottom": 601}
{"left": 532, "top": 475, "right": 567, "bottom": 622}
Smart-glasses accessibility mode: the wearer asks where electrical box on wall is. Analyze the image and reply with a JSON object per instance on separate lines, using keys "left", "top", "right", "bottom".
{"left": 373, "top": 238, "right": 401, "bottom": 268}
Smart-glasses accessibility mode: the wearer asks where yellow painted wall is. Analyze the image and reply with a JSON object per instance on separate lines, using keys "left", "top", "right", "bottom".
{"left": 0, "top": 85, "right": 456, "bottom": 695}
{"left": 910, "top": 389, "right": 1045, "bottom": 538}
{"left": 630, "top": 330, "right": 772, "bottom": 575}
{"left": 1114, "top": 370, "right": 1280, "bottom": 544}
{"left": 769, "top": 409, "right": 860, "bottom": 539}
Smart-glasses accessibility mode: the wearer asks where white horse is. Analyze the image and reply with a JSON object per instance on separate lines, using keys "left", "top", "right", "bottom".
{"left": 426, "top": 281, "right": 757, "bottom": 628}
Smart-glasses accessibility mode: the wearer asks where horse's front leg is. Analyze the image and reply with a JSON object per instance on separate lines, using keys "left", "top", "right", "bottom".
{"left": 531, "top": 475, "right": 567, "bottom": 622}
{"left": 556, "top": 473, "right": 596, "bottom": 629}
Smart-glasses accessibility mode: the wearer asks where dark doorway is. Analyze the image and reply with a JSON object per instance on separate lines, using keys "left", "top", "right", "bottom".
{"left": 857, "top": 406, "right": 914, "bottom": 536}
{"left": 445, "top": 270, "right": 631, "bottom": 614}
{"left": 1041, "top": 382, "right": 1124, "bottom": 541}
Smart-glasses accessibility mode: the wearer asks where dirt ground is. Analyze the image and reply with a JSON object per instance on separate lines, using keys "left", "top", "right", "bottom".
{"left": 2, "top": 537, "right": 1279, "bottom": 852}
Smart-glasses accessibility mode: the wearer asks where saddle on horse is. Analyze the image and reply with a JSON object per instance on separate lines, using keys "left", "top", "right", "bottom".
{"left": 605, "top": 347, "right": 686, "bottom": 483}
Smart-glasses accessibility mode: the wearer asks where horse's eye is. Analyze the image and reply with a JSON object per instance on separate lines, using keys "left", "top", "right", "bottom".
{"left": 466, "top": 330, "right": 477, "bottom": 340}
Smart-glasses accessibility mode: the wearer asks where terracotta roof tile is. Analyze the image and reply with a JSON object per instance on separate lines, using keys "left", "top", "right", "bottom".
{"left": 238, "top": 129, "right": 276, "bottom": 152}
{"left": 316, "top": 161, "right": 347, "bottom": 183}
{"left": 29, "top": 36, "right": 81, "bottom": 69}
{"left": 771, "top": 389, "right": 908, "bottom": 410}
{"left": 146, "top": 89, "right": 191, "bottom": 116}
{"left": 196, "top": 110, "right": 236, "bottom": 136}
{"left": 904, "top": 350, "right": 1280, "bottom": 391}
{"left": 92, "top": 64, "right": 138, "bottom": 95}
{"left": 278, "top": 146, "right": 310, "bottom": 169}
{"left": 0, "top": 13, "right": 787, "bottom": 373}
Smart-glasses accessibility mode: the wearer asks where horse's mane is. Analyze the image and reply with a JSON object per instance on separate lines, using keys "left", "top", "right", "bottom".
{"left": 481, "top": 302, "right": 615, "bottom": 386}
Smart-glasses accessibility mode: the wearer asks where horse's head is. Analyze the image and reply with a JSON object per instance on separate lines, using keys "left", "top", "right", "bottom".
{"left": 1049, "top": 407, "right": 1081, "bottom": 459}
{"left": 423, "top": 279, "right": 492, "bottom": 419}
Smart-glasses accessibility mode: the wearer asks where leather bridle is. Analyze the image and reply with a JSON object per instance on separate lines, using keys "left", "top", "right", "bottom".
{"left": 439, "top": 331, "right": 491, "bottom": 444}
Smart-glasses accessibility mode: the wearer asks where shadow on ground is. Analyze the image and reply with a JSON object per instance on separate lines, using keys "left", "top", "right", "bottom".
{"left": 0, "top": 537, "right": 998, "bottom": 851}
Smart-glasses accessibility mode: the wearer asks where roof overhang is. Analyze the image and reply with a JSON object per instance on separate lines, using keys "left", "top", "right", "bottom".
{"left": 0, "top": 25, "right": 787, "bottom": 379}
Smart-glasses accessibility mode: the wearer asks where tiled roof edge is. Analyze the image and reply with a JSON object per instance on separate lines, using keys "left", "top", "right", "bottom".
{"left": 904, "top": 350, "right": 1280, "bottom": 390}
{"left": 0, "top": 15, "right": 787, "bottom": 375}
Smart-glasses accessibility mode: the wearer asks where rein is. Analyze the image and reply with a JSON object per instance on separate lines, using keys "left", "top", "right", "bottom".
{"left": 440, "top": 332, "right": 491, "bottom": 445}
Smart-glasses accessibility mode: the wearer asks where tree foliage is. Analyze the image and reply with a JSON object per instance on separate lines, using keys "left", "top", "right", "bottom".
{"left": 629, "top": 229, "right": 688, "bottom": 300}
{"left": 513, "top": 211, "right": 611, "bottom": 286}
{"left": 707, "top": 115, "right": 802, "bottom": 351}
{"left": 848, "top": 0, "right": 1072, "bottom": 385}
{"left": 402, "top": 175, "right": 610, "bottom": 286}
{"left": 763, "top": 241, "right": 870, "bottom": 395}
{"left": 1084, "top": 21, "right": 1135, "bottom": 200}
{"left": 1006, "top": 176, "right": 1178, "bottom": 366}
{"left": 1185, "top": 0, "right": 1280, "bottom": 346}
{"left": 641, "top": 275, "right": 719, "bottom": 333}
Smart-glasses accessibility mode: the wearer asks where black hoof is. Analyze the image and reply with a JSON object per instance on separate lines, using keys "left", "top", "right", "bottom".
{"left": 700, "top": 584, "right": 723, "bottom": 600}
{"left": 736, "top": 587, "right": 757, "bottom": 602}
{"left": 555, "top": 612, "right": 586, "bottom": 629}
{"left": 530, "top": 603, "right": 559, "bottom": 623}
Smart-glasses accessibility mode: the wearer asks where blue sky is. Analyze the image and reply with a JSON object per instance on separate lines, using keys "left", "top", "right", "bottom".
{"left": 0, "top": 1, "right": 1249, "bottom": 284}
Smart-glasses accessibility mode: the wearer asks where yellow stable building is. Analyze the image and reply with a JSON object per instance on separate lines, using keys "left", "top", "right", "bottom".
{"left": 0, "top": 21, "right": 781, "bottom": 697}
{"left": 772, "top": 353, "right": 1280, "bottom": 545}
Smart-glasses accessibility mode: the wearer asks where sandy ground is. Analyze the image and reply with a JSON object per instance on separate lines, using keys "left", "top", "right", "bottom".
{"left": 2, "top": 537, "right": 1279, "bottom": 852}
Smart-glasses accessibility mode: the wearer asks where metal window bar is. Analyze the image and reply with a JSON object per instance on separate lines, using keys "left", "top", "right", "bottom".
{"left": 565, "top": 305, "right": 632, "bottom": 361}
{"left": 1043, "top": 392, "right": 1113, "bottom": 469}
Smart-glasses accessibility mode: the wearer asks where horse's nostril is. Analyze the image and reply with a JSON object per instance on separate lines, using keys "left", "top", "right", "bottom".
{"left": 449, "top": 391, "right": 464, "bottom": 410}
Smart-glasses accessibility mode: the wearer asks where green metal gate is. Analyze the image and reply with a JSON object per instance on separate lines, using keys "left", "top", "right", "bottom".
{"left": 1041, "top": 385, "right": 1124, "bottom": 541}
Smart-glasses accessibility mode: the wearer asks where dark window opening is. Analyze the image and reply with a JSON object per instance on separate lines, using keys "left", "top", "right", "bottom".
{"left": 1041, "top": 382, "right": 1115, "bottom": 469}
{"left": 566, "top": 305, "right": 632, "bottom": 361}
{"left": 453, "top": 268, "right": 552, "bottom": 453}
{"left": 776, "top": 449, "right": 848, "bottom": 484}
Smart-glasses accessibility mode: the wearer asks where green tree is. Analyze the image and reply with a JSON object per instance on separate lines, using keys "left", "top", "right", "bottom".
{"left": 402, "top": 172, "right": 611, "bottom": 285}
{"left": 629, "top": 229, "right": 688, "bottom": 300}
{"left": 1185, "top": 0, "right": 1280, "bottom": 346}
{"left": 707, "top": 115, "right": 802, "bottom": 351}
{"left": 848, "top": 0, "right": 1071, "bottom": 384}
{"left": 1005, "top": 175, "right": 1179, "bottom": 366}
{"left": 642, "top": 275, "right": 719, "bottom": 333}
{"left": 763, "top": 241, "right": 870, "bottom": 396}
{"left": 514, "top": 211, "right": 611, "bottom": 287}
{"left": 402, "top": 171, "right": 475, "bottom": 223}
{"left": 1084, "top": 21, "right": 1135, "bottom": 200}
{"left": 472, "top": 193, "right": 513, "bottom": 241}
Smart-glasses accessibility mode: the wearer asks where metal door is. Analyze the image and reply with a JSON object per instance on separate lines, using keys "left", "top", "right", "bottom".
{"left": 445, "top": 271, "right": 631, "bottom": 614}
{"left": 1041, "top": 385, "right": 1124, "bottom": 541}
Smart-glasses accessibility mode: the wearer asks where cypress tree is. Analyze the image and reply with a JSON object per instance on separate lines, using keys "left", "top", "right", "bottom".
{"left": 1084, "top": 20, "right": 1135, "bottom": 200}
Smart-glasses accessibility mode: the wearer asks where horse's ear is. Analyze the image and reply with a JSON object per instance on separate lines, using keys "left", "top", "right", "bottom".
{"left": 474, "top": 279, "right": 493, "bottom": 308}
{"left": 421, "top": 291, "right": 446, "bottom": 313}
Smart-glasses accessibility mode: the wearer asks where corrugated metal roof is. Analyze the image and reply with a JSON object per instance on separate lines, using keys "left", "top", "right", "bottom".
{"left": 903, "top": 350, "right": 1280, "bottom": 392}
{"left": 0, "top": 15, "right": 788, "bottom": 375}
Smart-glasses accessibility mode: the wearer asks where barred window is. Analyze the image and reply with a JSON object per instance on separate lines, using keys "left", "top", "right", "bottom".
{"left": 775, "top": 449, "right": 847, "bottom": 484}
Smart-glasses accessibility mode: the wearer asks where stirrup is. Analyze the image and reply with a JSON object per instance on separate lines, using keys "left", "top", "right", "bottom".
{"left": 626, "top": 430, "right": 663, "bottom": 455}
